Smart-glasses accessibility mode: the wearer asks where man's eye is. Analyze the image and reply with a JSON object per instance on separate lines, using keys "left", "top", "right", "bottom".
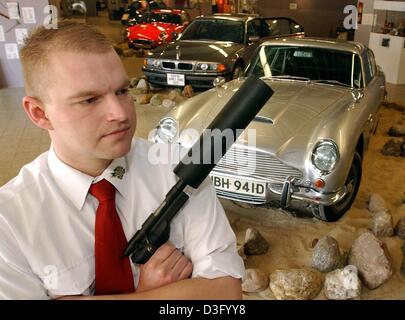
{"left": 117, "top": 88, "right": 129, "bottom": 96}
{"left": 80, "top": 97, "right": 99, "bottom": 105}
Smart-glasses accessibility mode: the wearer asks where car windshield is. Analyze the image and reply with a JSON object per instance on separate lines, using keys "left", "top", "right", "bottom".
{"left": 247, "top": 45, "right": 363, "bottom": 88}
{"left": 138, "top": 12, "right": 182, "bottom": 24}
{"left": 180, "top": 19, "right": 244, "bottom": 43}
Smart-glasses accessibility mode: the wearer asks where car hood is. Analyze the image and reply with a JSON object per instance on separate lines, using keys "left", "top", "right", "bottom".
{"left": 128, "top": 23, "right": 179, "bottom": 39}
{"left": 153, "top": 40, "right": 244, "bottom": 61}
{"left": 174, "top": 78, "right": 352, "bottom": 154}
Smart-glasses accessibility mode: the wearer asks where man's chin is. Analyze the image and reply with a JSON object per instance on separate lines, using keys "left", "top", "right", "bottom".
{"left": 104, "top": 140, "right": 132, "bottom": 159}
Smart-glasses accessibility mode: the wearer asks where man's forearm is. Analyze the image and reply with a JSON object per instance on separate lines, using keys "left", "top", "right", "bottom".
{"left": 60, "top": 276, "right": 242, "bottom": 300}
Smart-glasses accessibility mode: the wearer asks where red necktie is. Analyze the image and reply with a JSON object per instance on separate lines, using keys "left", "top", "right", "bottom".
{"left": 89, "top": 179, "right": 134, "bottom": 295}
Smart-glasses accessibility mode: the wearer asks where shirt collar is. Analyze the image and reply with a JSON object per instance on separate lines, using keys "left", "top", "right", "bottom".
{"left": 47, "top": 146, "right": 129, "bottom": 211}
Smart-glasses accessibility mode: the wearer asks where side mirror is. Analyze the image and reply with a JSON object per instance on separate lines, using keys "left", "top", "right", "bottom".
{"left": 248, "top": 35, "right": 260, "bottom": 43}
{"left": 213, "top": 77, "right": 226, "bottom": 87}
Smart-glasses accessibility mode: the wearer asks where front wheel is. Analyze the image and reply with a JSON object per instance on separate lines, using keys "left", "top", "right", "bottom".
{"left": 311, "top": 152, "right": 362, "bottom": 222}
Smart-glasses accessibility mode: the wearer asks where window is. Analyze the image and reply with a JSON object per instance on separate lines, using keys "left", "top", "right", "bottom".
{"left": 181, "top": 19, "right": 244, "bottom": 43}
{"left": 362, "top": 50, "right": 373, "bottom": 85}
{"left": 265, "top": 19, "right": 292, "bottom": 36}
{"left": 247, "top": 45, "right": 362, "bottom": 87}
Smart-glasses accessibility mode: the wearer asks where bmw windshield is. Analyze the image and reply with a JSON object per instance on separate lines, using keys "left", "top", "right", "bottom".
{"left": 247, "top": 45, "right": 363, "bottom": 88}
{"left": 180, "top": 19, "right": 244, "bottom": 43}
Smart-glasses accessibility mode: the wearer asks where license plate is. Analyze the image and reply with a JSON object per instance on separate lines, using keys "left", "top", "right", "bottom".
{"left": 167, "top": 73, "right": 185, "bottom": 86}
{"left": 209, "top": 174, "right": 266, "bottom": 197}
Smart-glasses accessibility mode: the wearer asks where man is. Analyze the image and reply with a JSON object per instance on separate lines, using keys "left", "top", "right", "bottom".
{"left": 0, "top": 21, "right": 245, "bottom": 299}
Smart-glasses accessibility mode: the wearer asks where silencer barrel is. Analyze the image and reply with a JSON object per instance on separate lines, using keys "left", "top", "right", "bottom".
{"left": 174, "top": 75, "right": 273, "bottom": 189}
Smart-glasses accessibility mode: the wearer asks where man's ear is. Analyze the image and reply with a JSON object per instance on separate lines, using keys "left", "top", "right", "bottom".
{"left": 22, "top": 96, "right": 54, "bottom": 130}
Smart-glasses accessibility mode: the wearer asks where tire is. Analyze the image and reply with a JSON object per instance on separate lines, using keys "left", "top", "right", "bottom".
{"left": 232, "top": 64, "right": 244, "bottom": 79}
{"left": 311, "top": 152, "right": 362, "bottom": 222}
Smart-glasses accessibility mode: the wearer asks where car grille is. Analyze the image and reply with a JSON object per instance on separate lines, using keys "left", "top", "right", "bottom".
{"left": 214, "top": 145, "right": 303, "bottom": 183}
{"left": 178, "top": 63, "right": 193, "bottom": 70}
{"left": 134, "top": 39, "right": 152, "bottom": 44}
{"left": 162, "top": 61, "right": 176, "bottom": 69}
{"left": 162, "top": 61, "right": 193, "bottom": 71}
{"left": 215, "top": 189, "right": 267, "bottom": 204}
{"left": 212, "top": 146, "right": 303, "bottom": 204}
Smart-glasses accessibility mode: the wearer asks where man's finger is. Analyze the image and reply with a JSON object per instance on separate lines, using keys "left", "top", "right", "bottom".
{"left": 148, "top": 242, "right": 176, "bottom": 263}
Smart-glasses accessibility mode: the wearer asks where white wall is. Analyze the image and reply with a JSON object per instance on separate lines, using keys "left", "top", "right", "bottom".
{"left": 0, "top": 0, "right": 50, "bottom": 88}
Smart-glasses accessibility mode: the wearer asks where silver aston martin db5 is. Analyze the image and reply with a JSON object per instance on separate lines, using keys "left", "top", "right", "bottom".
{"left": 151, "top": 38, "right": 386, "bottom": 221}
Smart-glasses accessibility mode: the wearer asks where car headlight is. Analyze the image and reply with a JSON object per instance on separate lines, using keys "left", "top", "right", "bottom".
{"left": 311, "top": 140, "right": 339, "bottom": 173}
{"left": 144, "top": 58, "right": 162, "bottom": 68}
{"left": 159, "top": 31, "right": 168, "bottom": 41}
{"left": 196, "top": 62, "right": 226, "bottom": 73}
{"left": 153, "top": 118, "right": 178, "bottom": 144}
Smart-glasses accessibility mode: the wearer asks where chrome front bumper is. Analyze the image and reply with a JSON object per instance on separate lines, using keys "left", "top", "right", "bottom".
{"left": 215, "top": 176, "right": 348, "bottom": 208}
{"left": 267, "top": 176, "right": 348, "bottom": 208}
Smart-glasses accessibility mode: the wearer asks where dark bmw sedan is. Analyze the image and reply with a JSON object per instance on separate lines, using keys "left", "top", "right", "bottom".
{"left": 142, "top": 14, "right": 304, "bottom": 89}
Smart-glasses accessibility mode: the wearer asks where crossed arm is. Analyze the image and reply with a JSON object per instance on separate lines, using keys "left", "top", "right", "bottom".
{"left": 58, "top": 242, "right": 243, "bottom": 300}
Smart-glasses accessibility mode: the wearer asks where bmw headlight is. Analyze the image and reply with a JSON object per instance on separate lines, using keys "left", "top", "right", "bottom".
{"left": 159, "top": 31, "right": 168, "bottom": 41}
{"left": 144, "top": 58, "right": 162, "bottom": 68}
{"left": 153, "top": 118, "right": 178, "bottom": 144}
{"left": 196, "top": 62, "right": 226, "bottom": 73}
{"left": 311, "top": 140, "right": 339, "bottom": 173}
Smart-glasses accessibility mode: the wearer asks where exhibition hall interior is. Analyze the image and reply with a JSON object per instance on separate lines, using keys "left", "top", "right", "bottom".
{"left": 0, "top": 0, "right": 405, "bottom": 300}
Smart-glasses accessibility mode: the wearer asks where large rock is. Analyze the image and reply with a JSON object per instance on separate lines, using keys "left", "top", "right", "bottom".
{"left": 168, "top": 89, "right": 183, "bottom": 101}
{"left": 348, "top": 232, "right": 393, "bottom": 289}
{"left": 381, "top": 138, "right": 404, "bottom": 157}
{"left": 242, "top": 269, "right": 269, "bottom": 293}
{"left": 150, "top": 94, "right": 162, "bottom": 106}
{"left": 324, "top": 265, "right": 361, "bottom": 300}
{"left": 182, "top": 85, "right": 194, "bottom": 98}
{"left": 368, "top": 194, "right": 388, "bottom": 213}
{"left": 395, "top": 217, "right": 405, "bottom": 240}
{"left": 269, "top": 268, "right": 323, "bottom": 300}
{"left": 370, "top": 211, "right": 394, "bottom": 237}
{"left": 134, "top": 94, "right": 151, "bottom": 105}
{"left": 135, "top": 78, "right": 150, "bottom": 94}
{"left": 162, "top": 99, "right": 176, "bottom": 108}
{"left": 237, "top": 245, "right": 247, "bottom": 260}
{"left": 130, "top": 77, "right": 140, "bottom": 88}
{"left": 388, "top": 124, "right": 405, "bottom": 137}
{"left": 312, "top": 235, "right": 342, "bottom": 273}
{"left": 243, "top": 228, "right": 269, "bottom": 255}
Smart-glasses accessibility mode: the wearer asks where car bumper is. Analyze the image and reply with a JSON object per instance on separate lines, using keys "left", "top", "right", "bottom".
{"left": 143, "top": 69, "right": 232, "bottom": 89}
{"left": 128, "top": 40, "right": 158, "bottom": 49}
{"left": 215, "top": 175, "right": 348, "bottom": 208}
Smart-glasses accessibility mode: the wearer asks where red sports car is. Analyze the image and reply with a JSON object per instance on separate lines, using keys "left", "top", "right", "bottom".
{"left": 127, "top": 9, "right": 190, "bottom": 49}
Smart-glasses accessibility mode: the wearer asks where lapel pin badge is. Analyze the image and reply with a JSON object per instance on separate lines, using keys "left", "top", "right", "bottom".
{"left": 111, "top": 166, "right": 126, "bottom": 180}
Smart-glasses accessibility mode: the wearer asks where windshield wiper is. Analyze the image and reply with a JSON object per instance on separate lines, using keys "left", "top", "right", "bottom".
{"left": 311, "top": 80, "right": 351, "bottom": 87}
{"left": 267, "top": 75, "right": 310, "bottom": 81}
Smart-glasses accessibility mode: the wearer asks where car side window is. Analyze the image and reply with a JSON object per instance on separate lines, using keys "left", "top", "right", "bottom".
{"left": 353, "top": 54, "right": 363, "bottom": 88}
{"left": 266, "top": 19, "right": 292, "bottom": 36}
{"left": 367, "top": 49, "right": 377, "bottom": 77}
{"left": 362, "top": 51, "right": 373, "bottom": 85}
{"left": 247, "top": 21, "right": 258, "bottom": 38}
{"left": 289, "top": 20, "right": 302, "bottom": 34}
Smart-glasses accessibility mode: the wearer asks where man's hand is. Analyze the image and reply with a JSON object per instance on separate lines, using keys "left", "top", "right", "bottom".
{"left": 136, "top": 242, "right": 192, "bottom": 293}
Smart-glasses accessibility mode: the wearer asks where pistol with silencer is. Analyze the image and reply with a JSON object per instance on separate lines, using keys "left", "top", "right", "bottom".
{"left": 123, "top": 75, "right": 274, "bottom": 264}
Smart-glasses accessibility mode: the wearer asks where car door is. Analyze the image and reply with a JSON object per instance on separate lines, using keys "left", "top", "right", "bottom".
{"left": 242, "top": 19, "right": 263, "bottom": 64}
{"left": 361, "top": 49, "right": 384, "bottom": 148}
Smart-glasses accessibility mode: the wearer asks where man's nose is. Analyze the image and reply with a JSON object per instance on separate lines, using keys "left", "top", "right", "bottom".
{"left": 106, "top": 94, "right": 129, "bottom": 122}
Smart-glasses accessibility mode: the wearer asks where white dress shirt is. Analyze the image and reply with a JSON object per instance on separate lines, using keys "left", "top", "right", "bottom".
{"left": 0, "top": 138, "right": 245, "bottom": 299}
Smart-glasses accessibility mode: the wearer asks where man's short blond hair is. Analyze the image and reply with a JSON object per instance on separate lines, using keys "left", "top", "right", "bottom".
{"left": 20, "top": 20, "right": 113, "bottom": 100}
